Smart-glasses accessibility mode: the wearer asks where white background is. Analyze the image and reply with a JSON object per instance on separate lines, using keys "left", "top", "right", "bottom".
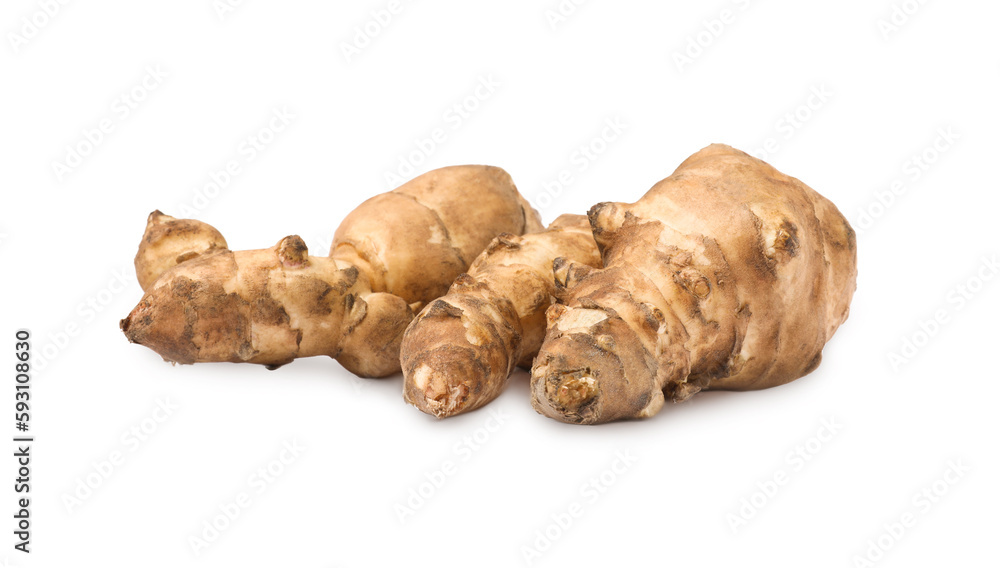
{"left": 1, "top": 0, "right": 998, "bottom": 566}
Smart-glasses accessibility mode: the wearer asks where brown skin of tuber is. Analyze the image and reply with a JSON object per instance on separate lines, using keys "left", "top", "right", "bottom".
{"left": 121, "top": 165, "right": 543, "bottom": 377}
{"left": 400, "top": 214, "right": 602, "bottom": 418}
{"left": 331, "top": 165, "right": 543, "bottom": 306}
{"left": 530, "top": 144, "right": 858, "bottom": 424}
{"left": 134, "top": 210, "right": 228, "bottom": 292}
{"left": 121, "top": 235, "right": 412, "bottom": 376}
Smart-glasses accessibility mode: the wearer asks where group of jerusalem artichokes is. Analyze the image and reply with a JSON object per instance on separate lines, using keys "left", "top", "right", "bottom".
{"left": 121, "top": 144, "right": 857, "bottom": 425}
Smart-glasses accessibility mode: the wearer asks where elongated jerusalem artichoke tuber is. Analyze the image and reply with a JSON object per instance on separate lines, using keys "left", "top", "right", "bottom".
{"left": 401, "top": 214, "right": 602, "bottom": 418}
{"left": 121, "top": 165, "right": 543, "bottom": 377}
{"left": 530, "top": 144, "right": 857, "bottom": 424}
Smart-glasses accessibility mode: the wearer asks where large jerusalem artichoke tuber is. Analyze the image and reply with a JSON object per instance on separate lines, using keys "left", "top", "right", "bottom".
{"left": 121, "top": 165, "right": 543, "bottom": 377}
{"left": 401, "top": 214, "right": 601, "bottom": 418}
{"left": 530, "top": 144, "right": 857, "bottom": 424}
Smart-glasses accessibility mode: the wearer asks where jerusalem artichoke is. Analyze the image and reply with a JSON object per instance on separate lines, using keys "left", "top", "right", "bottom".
{"left": 121, "top": 165, "right": 543, "bottom": 377}
{"left": 134, "top": 210, "right": 228, "bottom": 291}
{"left": 530, "top": 144, "right": 857, "bottom": 424}
{"left": 401, "top": 214, "right": 601, "bottom": 418}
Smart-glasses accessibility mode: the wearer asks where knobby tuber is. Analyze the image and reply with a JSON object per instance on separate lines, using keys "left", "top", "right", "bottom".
{"left": 121, "top": 165, "right": 543, "bottom": 377}
{"left": 134, "top": 211, "right": 228, "bottom": 292}
{"left": 401, "top": 214, "right": 601, "bottom": 418}
{"left": 530, "top": 144, "right": 857, "bottom": 424}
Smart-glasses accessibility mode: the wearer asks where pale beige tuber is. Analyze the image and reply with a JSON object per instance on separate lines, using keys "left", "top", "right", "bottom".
{"left": 530, "top": 144, "right": 857, "bottom": 424}
{"left": 133, "top": 210, "right": 228, "bottom": 292}
{"left": 121, "top": 165, "right": 543, "bottom": 377}
{"left": 401, "top": 214, "right": 601, "bottom": 418}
